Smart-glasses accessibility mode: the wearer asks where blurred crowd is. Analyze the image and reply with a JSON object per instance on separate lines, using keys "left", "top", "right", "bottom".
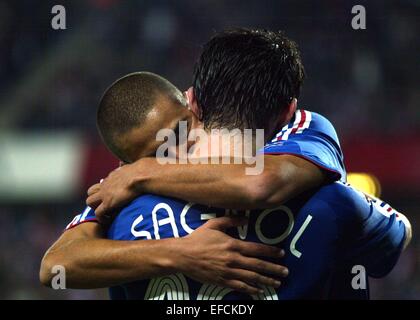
{"left": 0, "top": 0, "right": 418, "bottom": 299}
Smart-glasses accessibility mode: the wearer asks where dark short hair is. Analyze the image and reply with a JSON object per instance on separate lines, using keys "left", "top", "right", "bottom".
{"left": 193, "top": 28, "right": 305, "bottom": 132}
{"left": 97, "top": 72, "right": 184, "bottom": 161}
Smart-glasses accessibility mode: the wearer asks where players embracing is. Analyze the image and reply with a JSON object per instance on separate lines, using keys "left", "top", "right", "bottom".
{"left": 40, "top": 28, "right": 411, "bottom": 299}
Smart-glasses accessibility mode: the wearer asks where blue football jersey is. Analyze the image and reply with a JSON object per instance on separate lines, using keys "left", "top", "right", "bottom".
{"left": 104, "top": 182, "right": 406, "bottom": 300}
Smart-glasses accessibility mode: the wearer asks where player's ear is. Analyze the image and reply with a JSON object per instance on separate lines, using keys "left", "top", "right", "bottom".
{"left": 186, "top": 87, "right": 202, "bottom": 119}
{"left": 284, "top": 98, "right": 298, "bottom": 123}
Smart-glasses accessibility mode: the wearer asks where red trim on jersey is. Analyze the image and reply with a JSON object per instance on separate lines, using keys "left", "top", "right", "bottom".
{"left": 264, "top": 151, "right": 342, "bottom": 181}
{"left": 64, "top": 218, "right": 99, "bottom": 232}
{"left": 291, "top": 110, "right": 306, "bottom": 135}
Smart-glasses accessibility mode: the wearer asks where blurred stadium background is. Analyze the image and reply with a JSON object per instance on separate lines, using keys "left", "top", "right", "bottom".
{"left": 0, "top": 0, "right": 418, "bottom": 299}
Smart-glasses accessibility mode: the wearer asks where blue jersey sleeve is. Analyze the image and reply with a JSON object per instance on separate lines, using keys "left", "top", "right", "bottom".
{"left": 65, "top": 206, "right": 98, "bottom": 231}
{"left": 343, "top": 189, "right": 407, "bottom": 278}
{"left": 263, "top": 110, "right": 346, "bottom": 181}
{"left": 292, "top": 182, "right": 407, "bottom": 298}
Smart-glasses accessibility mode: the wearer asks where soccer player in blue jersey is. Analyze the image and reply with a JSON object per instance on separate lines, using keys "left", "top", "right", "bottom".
{"left": 42, "top": 29, "right": 327, "bottom": 295}
{"left": 41, "top": 71, "right": 411, "bottom": 299}
{"left": 40, "top": 29, "right": 411, "bottom": 298}
{"left": 45, "top": 71, "right": 410, "bottom": 299}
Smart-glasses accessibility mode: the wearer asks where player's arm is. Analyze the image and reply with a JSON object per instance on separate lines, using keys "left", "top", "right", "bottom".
{"left": 87, "top": 155, "right": 326, "bottom": 220}
{"left": 364, "top": 193, "right": 412, "bottom": 251}
{"left": 40, "top": 217, "right": 287, "bottom": 293}
{"left": 40, "top": 222, "right": 178, "bottom": 289}
{"left": 345, "top": 191, "right": 412, "bottom": 278}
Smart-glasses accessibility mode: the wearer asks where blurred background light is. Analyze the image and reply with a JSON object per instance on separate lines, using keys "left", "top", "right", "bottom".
{"left": 347, "top": 173, "right": 381, "bottom": 197}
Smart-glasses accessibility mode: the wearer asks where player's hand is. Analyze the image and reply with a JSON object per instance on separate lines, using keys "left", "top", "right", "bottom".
{"left": 86, "top": 163, "right": 140, "bottom": 223}
{"left": 177, "top": 216, "right": 289, "bottom": 295}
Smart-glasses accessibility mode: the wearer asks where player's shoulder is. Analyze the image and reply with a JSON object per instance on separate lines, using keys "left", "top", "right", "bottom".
{"left": 317, "top": 181, "right": 355, "bottom": 197}
{"left": 65, "top": 206, "right": 97, "bottom": 230}
{"left": 117, "top": 194, "right": 204, "bottom": 220}
{"left": 110, "top": 194, "right": 168, "bottom": 225}
{"left": 126, "top": 194, "right": 190, "bottom": 210}
{"left": 270, "top": 109, "right": 340, "bottom": 144}
{"left": 313, "top": 181, "right": 365, "bottom": 214}
{"left": 288, "top": 109, "right": 335, "bottom": 129}
{"left": 302, "top": 109, "right": 339, "bottom": 140}
{"left": 305, "top": 109, "right": 332, "bottom": 126}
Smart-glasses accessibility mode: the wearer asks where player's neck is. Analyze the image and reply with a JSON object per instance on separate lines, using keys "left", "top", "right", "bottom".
{"left": 188, "top": 128, "right": 261, "bottom": 159}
